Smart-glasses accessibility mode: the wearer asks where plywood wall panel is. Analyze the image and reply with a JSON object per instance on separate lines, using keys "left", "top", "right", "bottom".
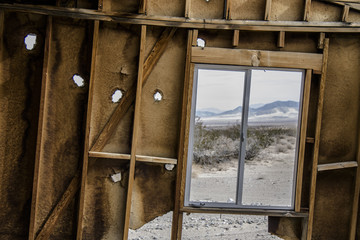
{"left": 310, "top": 1, "right": 342, "bottom": 22}
{"left": 147, "top": 0, "right": 185, "bottom": 17}
{"left": 319, "top": 35, "right": 360, "bottom": 164}
{"left": 137, "top": 28, "right": 186, "bottom": 158}
{"left": 89, "top": 22, "right": 140, "bottom": 154}
{"left": 102, "top": 0, "right": 140, "bottom": 13}
{"left": 32, "top": 17, "right": 92, "bottom": 239}
{"left": 82, "top": 159, "right": 128, "bottom": 239}
{"left": 189, "top": 0, "right": 225, "bottom": 19}
{"left": 271, "top": 0, "right": 304, "bottom": 21}
{"left": 230, "top": 0, "right": 265, "bottom": 20}
{"left": 0, "top": 12, "right": 46, "bottom": 240}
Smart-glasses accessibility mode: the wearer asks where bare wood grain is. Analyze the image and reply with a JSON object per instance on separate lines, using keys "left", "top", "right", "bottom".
{"left": 265, "top": 0, "right": 272, "bottom": 20}
{"left": 277, "top": 31, "right": 285, "bottom": 48}
{"left": 306, "top": 38, "right": 329, "bottom": 240}
{"left": 76, "top": 20, "right": 99, "bottom": 240}
{"left": 232, "top": 30, "right": 239, "bottom": 47}
{"left": 295, "top": 69, "right": 312, "bottom": 212}
{"left": 342, "top": 5, "right": 350, "bottom": 22}
{"left": 317, "top": 161, "right": 358, "bottom": 171}
{"left": 123, "top": 25, "right": 146, "bottom": 240}
{"left": 304, "top": 0, "right": 312, "bottom": 21}
{"left": 29, "top": 16, "right": 53, "bottom": 240}
{"left": 191, "top": 47, "right": 323, "bottom": 72}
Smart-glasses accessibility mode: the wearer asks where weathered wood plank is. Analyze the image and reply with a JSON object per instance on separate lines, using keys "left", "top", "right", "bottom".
{"left": 76, "top": 20, "right": 99, "bottom": 240}
{"left": 232, "top": 30, "right": 239, "bottom": 47}
{"left": 191, "top": 47, "right": 323, "bottom": 71}
{"left": 29, "top": 16, "right": 53, "bottom": 240}
{"left": 317, "top": 161, "right": 358, "bottom": 171}
{"left": 88, "top": 151, "right": 131, "bottom": 160}
{"left": 342, "top": 5, "right": 350, "bottom": 22}
{"left": 225, "top": 0, "right": 231, "bottom": 20}
{"left": 318, "top": 32, "right": 326, "bottom": 49}
{"left": 136, "top": 155, "right": 177, "bottom": 164}
{"left": 35, "top": 171, "right": 81, "bottom": 240}
{"left": 181, "top": 207, "right": 309, "bottom": 217}
{"left": 90, "top": 27, "right": 176, "bottom": 152}
{"left": 123, "top": 25, "right": 146, "bottom": 240}
{"left": 265, "top": 0, "right": 272, "bottom": 20}
{"left": 139, "top": 0, "right": 147, "bottom": 14}
{"left": 2, "top": 4, "right": 360, "bottom": 32}
{"left": 88, "top": 151, "right": 177, "bottom": 164}
{"left": 306, "top": 137, "right": 315, "bottom": 143}
{"left": 306, "top": 38, "right": 329, "bottom": 240}
{"left": 304, "top": 0, "right": 312, "bottom": 21}
{"left": 295, "top": 69, "right": 312, "bottom": 212}
{"left": 171, "top": 30, "right": 194, "bottom": 240}
{"left": 191, "top": 29, "right": 198, "bottom": 46}
{"left": 277, "top": 31, "right": 285, "bottom": 48}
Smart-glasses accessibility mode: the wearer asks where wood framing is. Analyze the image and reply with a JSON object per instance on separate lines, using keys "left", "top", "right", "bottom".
{"left": 191, "top": 47, "right": 323, "bottom": 71}
{"left": 122, "top": 25, "right": 147, "bottom": 240}
{"left": 265, "top": 0, "right": 272, "bottom": 20}
{"left": 317, "top": 161, "right": 358, "bottom": 171}
{"left": 306, "top": 38, "right": 330, "bottom": 240}
{"left": 295, "top": 69, "right": 312, "bottom": 212}
{"left": 232, "top": 30, "right": 239, "bottom": 47}
{"left": 304, "top": 0, "right": 312, "bottom": 21}
{"left": 277, "top": 31, "right": 285, "bottom": 48}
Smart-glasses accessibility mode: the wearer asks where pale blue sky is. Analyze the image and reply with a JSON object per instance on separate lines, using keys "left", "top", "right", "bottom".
{"left": 196, "top": 69, "right": 303, "bottom": 111}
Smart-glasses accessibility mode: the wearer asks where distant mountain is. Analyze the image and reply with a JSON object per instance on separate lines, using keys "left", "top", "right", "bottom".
{"left": 196, "top": 100, "right": 300, "bottom": 126}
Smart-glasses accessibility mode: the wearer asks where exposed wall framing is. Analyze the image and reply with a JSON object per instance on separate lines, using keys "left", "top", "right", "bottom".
{"left": 1, "top": 0, "right": 360, "bottom": 240}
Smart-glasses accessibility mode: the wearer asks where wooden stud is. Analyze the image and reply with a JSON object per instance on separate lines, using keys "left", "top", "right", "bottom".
{"left": 139, "top": 0, "right": 147, "bottom": 14}
{"left": 122, "top": 25, "right": 146, "bottom": 240}
{"left": 301, "top": 217, "right": 309, "bottom": 240}
{"left": 88, "top": 151, "right": 178, "bottom": 164}
{"left": 317, "top": 161, "right": 358, "bottom": 172}
{"left": 171, "top": 30, "right": 194, "bottom": 240}
{"left": 277, "top": 31, "right": 285, "bottom": 48}
{"left": 304, "top": 0, "right": 312, "bottom": 21}
{"left": 28, "top": 16, "right": 53, "bottom": 240}
{"left": 265, "top": 0, "right": 272, "bottom": 20}
{"left": 342, "top": 5, "right": 350, "bottom": 22}
{"left": 225, "top": 0, "right": 231, "bottom": 20}
{"left": 35, "top": 170, "right": 81, "bottom": 240}
{"left": 2, "top": 4, "right": 360, "bottom": 33}
{"left": 232, "top": 30, "right": 239, "bottom": 47}
{"left": 89, "top": 151, "right": 131, "bottom": 160}
{"left": 192, "top": 29, "right": 198, "bottom": 46}
{"left": 185, "top": 0, "right": 191, "bottom": 18}
{"left": 76, "top": 20, "right": 100, "bottom": 240}
{"left": 191, "top": 47, "right": 323, "bottom": 72}
{"left": 136, "top": 155, "right": 177, "bottom": 164}
{"left": 90, "top": 27, "right": 176, "bottom": 152}
{"left": 350, "top": 125, "right": 360, "bottom": 240}
{"left": 306, "top": 38, "right": 330, "bottom": 240}
{"left": 318, "top": 32, "right": 325, "bottom": 49}
{"left": 295, "top": 69, "right": 312, "bottom": 212}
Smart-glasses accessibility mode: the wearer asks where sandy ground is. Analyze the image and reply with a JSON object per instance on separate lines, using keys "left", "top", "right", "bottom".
{"left": 129, "top": 137, "right": 296, "bottom": 240}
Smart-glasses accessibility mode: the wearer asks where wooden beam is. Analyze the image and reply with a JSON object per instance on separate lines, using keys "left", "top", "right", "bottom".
{"left": 317, "top": 161, "right": 358, "bottom": 171}
{"left": 123, "top": 25, "right": 146, "bottom": 240}
{"left": 225, "top": 0, "right": 231, "bottom": 20}
{"left": 318, "top": 32, "right": 325, "bottom": 49}
{"left": 191, "top": 29, "right": 198, "bottom": 46}
{"left": 35, "top": 171, "right": 81, "bottom": 240}
{"left": 171, "top": 30, "right": 194, "bottom": 240}
{"left": 181, "top": 207, "right": 308, "bottom": 217}
{"left": 191, "top": 47, "right": 323, "bottom": 72}
{"left": 265, "top": 0, "right": 272, "bottom": 20}
{"left": 29, "top": 16, "right": 53, "bottom": 240}
{"left": 318, "top": 0, "right": 360, "bottom": 11}
{"left": 295, "top": 69, "right": 312, "bottom": 212}
{"left": 232, "top": 30, "right": 239, "bottom": 47}
{"left": 88, "top": 151, "right": 131, "bottom": 160}
{"left": 304, "top": 0, "right": 312, "bottom": 21}
{"left": 342, "top": 5, "right": 350, "bottom": 22}
{"left": 277, "top": 31, "right": 285, "bottom": 48}
{"left": 88, "top": 151, "right": 178, "bottom": 164}
{"left": 307, "top": 38, "right": 329, "bottom": 240}
{"left": 90, "top": 27, "right": 176, "bottom": 152}
{"left": 306, "top": 137, "right": 315, "bottom": 143}
{"left": 185, "top": 0, "right": 191, "bottom": 18}
{"left": 76, "top": 20, "right": 99, "bottom": 240}
{"left": 139, "top": 0, "right": 147, "bottom": 14}
{"left": 350, "top": 124, "right": 360, "bottom": 240}
{"left": 2, "top": 4, "right": 360, "bottom": 32}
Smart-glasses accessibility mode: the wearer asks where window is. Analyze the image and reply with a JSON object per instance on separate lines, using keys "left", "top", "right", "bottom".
{"left": 184, "top": 64, "right": 304, "bottom": 210}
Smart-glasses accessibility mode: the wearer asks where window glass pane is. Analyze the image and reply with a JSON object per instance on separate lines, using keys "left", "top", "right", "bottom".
{"left": 189, "top": 68, "right": 245, "bottom": 204}
{"left": 241, "top": 70, "right": 303, "bottom": 208}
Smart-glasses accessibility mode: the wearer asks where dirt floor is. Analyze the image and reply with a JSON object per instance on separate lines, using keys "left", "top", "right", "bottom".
{"left": 129, "top": 137, "right": 295, "bottom": 239}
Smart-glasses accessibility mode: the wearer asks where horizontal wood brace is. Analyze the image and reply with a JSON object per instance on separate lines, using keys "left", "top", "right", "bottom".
{"left": 180, "top": 207, "right": 309, "bottom": 218}
{"left": 317, "top": 161, "right": 358, "bottom": 171}
{"left": 88, "top": 151, "right": 177, "bottom": 164}
{"left": 306, "top": 137, "right": 315, "bottom": 143}
{"left": 2, "top": 3, "right": 360, "bottom": 32}
{"left": 191, "top": 47, "right": 323, "bottom": 71}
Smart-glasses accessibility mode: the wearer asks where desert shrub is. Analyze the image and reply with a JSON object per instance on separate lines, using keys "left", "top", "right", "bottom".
{"left": 276, "top": 144, "right": 288, "bottom": 153}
